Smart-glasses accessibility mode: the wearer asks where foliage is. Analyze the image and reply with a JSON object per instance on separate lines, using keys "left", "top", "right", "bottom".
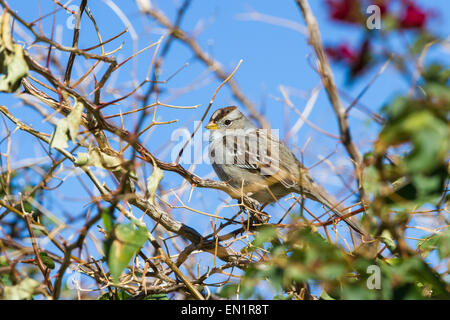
{"left": 0, "top": 0, "right": 448, "bottom": 301}
{"left": 222, "top": 225, "right": 449, "bottom": 299}
{"left": 105, "top": 223, "right": 148, "bottom": 283}
{"left": 221, "top": 1, "right": 450, "bottom": 300}
{"left": 0, "top": 12, "right": 29, "bottom": 92}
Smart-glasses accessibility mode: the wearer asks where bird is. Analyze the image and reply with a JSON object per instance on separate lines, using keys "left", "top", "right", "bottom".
{"left": 205, "top": 106, "right": 364, "bottom": 235}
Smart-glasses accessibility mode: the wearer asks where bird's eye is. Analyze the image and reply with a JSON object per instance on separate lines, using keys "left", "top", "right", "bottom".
{"left": 224, "top": 120, "right": 231, "bottom": 126}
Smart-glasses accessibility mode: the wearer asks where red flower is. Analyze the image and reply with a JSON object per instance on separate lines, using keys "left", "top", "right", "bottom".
{"left": 378, "top": 4, "right": 387, "bottom": 16}
{"left": 325, "top": 43, "right": 358, "bottom": 64}
{"left": 325, "top": 40, "right": 372, "bottom": 79}
{"left": 400, "top": 1, "right": 428, "bottom": 29}
{"left": 326, "top": 0, "right": 362, "bottom": 24}
{"left": 374, "top": 0, "right": 389, "bottom": 16}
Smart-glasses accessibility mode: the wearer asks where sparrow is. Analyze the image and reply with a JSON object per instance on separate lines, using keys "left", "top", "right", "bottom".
{"left": 205, "top": 106, "right": 364, "bottom": 235}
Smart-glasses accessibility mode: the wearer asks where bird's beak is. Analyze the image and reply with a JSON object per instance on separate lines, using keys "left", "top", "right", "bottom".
{"left": 205, "top": 121, "right": 219, "bottom": 130}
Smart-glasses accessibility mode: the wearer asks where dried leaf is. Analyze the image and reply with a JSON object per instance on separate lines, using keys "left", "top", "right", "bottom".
{"left": 75, "top": 146, "right": 122, "bottom": 171}
{"left": 49, "top": 119, "right": 70, "bottom": 150}
{"left": 0, "top": 12, "right": 28, "bottom": 92}
{"left": 0, "top": 44, "right": 29, "bottom": 92}
{"left": 3, "top": 278, "right": 39, "bottom": 300}
{"left": 146, "top": 165, "right": 163, "bottom": 204}
{"left": 49, "top": 100, "right": 84, "bottom": 150}
{"left": 0, "top": 12, "right": 13, "bottom": 52}
{"left": 67, "top": 100, "right": 84, "bottom": 142}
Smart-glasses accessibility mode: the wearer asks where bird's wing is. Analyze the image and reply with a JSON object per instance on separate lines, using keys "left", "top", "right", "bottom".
{"left": 222, "top": 129, "right": 300, "bottom": 188}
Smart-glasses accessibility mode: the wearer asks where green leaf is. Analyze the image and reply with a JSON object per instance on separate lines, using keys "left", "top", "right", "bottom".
{"left": 418, "top": 229, "right": 450, "bottom": 259}
{"left": 116, "top": 289, "right": 132, "bottom": 300}
{"left": 379, "top": 230, "right": 396, "bottom": 252}
{"left": 97, "top": 289, "right": 133, "bottom": 300}
{"left": 320, "top": 290, "right": 336, "bottom": 300}
{"left": 410, "top": 173, "right": 441, "bottom": 198}
{"left": 39, "top": 252, "right": 55, "bottom": 270}
{"left": 143, "top": 293, "right": 169, "bottom": 300}
{"left": 410, "top": 32, "right": 436, "bottom": 55}
{"left": 403, "top": 114, "right": 447, "bottom": 172}
{"left": 107, "top": 223, "right": 148, "bottom": 283}
{"left": 97, "top": 292, "right": 110, "bottom": 300}
{"left": 381, "top": 257, "right": 449, "bottom": 298}
{"left": 0, "top": 256, "right": 12, "bottom": 286}
{"left": 381, "top": 96, "right": 409, "bottom": 122}
{"left": 273, "top": 293, "right": 293, "bottom": 300}
{"left": 376, "top": 93, "right": 449, "bottom": 204}
{"left": 252, "top": 225, "right": 278, "bottom": 248}
{"left": 424, "top": 83, "right": 450, "bottom": 102}
{"left": 362, "top": 165, "right": 381, "bottom": 194}
{"left": 382, "top": 14, "right": 398, "bottom": 32}
{"left": 340, "top": 284, "right": 378, "bottom": 300}
{"left": 101, "top": 208, "right": 114, "bottom": 233}
{"left": 422, "top": 63, "right": 449, "bottom": 85}
{"left": 218, "top": 284, "right": 239, "bottom": 298}
{"left": 316, "top": 263, "right": 347, "bottom": 279}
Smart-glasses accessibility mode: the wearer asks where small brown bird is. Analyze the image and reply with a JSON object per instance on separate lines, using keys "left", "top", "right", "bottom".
{"left": 205, "top": 106, "right": 364, "bottom": 235}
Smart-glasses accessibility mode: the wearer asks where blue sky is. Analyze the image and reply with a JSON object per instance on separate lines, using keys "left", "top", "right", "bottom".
{"left": 1, "top": 0, "right": 449, "bottom": 298}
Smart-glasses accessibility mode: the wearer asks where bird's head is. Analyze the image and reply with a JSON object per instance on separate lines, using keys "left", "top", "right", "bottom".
{"left": 205, "top": 106, "right": 254, "bottom": 131}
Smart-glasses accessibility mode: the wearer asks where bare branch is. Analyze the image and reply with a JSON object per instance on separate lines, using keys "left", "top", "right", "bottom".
{"left": 295, "top": 0, "right": 369, "bottom": 209}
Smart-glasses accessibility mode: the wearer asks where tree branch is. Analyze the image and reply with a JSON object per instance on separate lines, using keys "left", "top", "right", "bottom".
{"left": 295, "top": 0, "right": 369, "bottom": 210}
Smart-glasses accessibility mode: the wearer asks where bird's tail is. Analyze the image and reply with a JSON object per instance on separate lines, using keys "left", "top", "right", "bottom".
{"left": 297, "top": 180, "right": 366, "bottom": 236}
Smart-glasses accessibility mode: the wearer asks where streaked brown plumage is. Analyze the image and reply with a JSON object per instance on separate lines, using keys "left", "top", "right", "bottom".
{"left": 206, "top": 106, "right": 364, "bottom": 235}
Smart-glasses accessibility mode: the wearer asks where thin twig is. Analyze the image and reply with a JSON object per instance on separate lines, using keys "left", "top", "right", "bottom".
{"left": 295, "top": 0, "right": 369, "bottom": 211}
